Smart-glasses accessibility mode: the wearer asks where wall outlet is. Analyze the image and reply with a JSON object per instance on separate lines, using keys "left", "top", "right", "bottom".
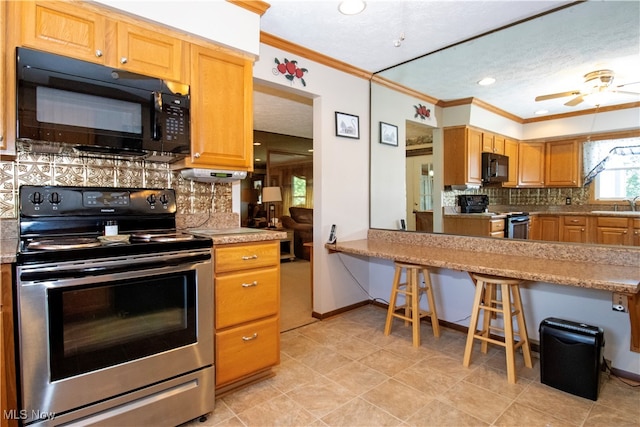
{"left": 612, "top": 293, "right": 629, "bottom": 312}
{"left": 565, "top": 197, "right": 571, "bottom": 205}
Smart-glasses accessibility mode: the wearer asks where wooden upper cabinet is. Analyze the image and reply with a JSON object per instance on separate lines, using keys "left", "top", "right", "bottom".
{"left": 482, "top": 132, "right": 505, "bottom": 155}
{"left": 184, "top": 45, "right": 253, "bottom": 170}
{"left": 518, "top": 141, "right": 545, "bottom": 187}
{"left": 19, "top": 2, "right": 185, "bottom": 81}
{"left": 545, "top": 140, "right": 582, "bottom": 187}
{"left": 20, "top": 1, "right": 107, "bottom": 64}
{"left": 443, "top": 127, "right": 482, "bottom": 186}
{"left": 503, "top": 138, "right": 519, "bottom": 187}
{"left": 116, "top": 22, "right": 185, "bottom": 82}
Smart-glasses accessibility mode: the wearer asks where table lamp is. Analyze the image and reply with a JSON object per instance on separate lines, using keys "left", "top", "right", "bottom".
{"left": 262, "top": 186, "right": 282, "bottom": 228}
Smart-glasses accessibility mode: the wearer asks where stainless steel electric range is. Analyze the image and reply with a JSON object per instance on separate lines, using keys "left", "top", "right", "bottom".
{"left": 15, "top": 185, "right": 214, "bottom": 426}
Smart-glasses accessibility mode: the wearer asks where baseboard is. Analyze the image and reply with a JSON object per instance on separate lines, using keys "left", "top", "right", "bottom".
{"left": 312, "top": 299, "right": 369, "bottom": 320}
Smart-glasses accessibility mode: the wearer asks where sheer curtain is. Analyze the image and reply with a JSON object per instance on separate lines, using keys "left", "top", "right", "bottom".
{"left": 583, "top": 137, "right": 640, "bottom": 185}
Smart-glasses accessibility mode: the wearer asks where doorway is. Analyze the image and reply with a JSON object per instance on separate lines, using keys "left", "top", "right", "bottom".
{"left": 405, "top": 120, "right": 434, "bottom": 232}
{"left": 252, "top": 82, "right": 316, "bottom": 331}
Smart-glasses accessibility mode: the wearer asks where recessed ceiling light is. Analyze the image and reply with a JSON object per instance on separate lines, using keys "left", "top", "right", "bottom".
{"left": 534, "top": 109, "right": 549, "bottom": 115}
{"left": 477, "top": 77, "right": 496, "bottom": 86}
{"left": 338, "top": 0, "right": 366, "bottom": 15}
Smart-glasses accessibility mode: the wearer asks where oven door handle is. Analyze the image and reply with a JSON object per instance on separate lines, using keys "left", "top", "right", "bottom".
{"left": 510, "top": 217, "right": 529, "bottom": 223}
{"left": 20, "top": 253, "right": 211, "bottom": 282}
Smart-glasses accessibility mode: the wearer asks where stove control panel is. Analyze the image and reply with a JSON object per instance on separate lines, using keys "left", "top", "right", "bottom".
{"left": 19, "top": 186, "right": 177, "bottom": 217}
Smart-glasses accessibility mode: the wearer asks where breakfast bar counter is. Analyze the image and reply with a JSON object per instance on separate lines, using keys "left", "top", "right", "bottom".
{"left": 327, "top": 229, "right": 640, "bottom": 351}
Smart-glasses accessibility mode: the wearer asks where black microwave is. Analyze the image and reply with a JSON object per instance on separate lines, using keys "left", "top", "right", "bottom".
{"left": 16, "top": 47, "right": 190, "bottom": 161}
{"left": 482, "top": 152, "right": 509, "bottom": 183}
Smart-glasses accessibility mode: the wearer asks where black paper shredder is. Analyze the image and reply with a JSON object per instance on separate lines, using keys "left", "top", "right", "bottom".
{"left": 539, "top": 317, "right": 604, "bottom": 401}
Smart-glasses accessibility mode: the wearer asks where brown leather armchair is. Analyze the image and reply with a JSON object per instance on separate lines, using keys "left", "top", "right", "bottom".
{"left": 280, "top": 207, "right": 312, "bottom": 260}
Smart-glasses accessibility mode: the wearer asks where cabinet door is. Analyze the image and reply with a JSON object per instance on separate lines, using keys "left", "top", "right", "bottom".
{"left": 503, "top": 138, "right": 519, "bottom": 187}
{"left": 539, "top": 216, "right": 559, "bottom": 241}
{"left": 560, "top": 216, "right": 588, "bottom": 243}
{"left": 188, "top": 45, "right": 253, "bottom": 170}
{"left": 20, "top": 1, "right": 106, "bottom": 63}
{"left": 466, "top": 129, "right": 483, "bottom": 184}
{"left": 481, "top": 133, "right": 494, "bottom": 153}
{"left": 633, "top": 219, "right": 640, "bottom": 246}
{"left": 1, "top": 264, "right": 17, "bottom": 427}
{"left": 518, "top": 142, "right": 545, "bottom": 187}
{"left": 492, "top": 135, "right": 506, "bottom": 155}
{"left": 546, "top": 140, "right": 581, "bottom": 187}
{"left": 596, "top": 217, "right": 630, "bottom": 245}
{"left": 116, "top": 22, "right": 184, "bottom": 82}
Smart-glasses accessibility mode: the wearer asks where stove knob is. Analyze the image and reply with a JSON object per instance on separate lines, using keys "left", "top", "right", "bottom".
{"left": 159, "top": 194, "right": 169, "bottom": 205}
{"left": 146, "top": 194, "right": 157, "bottom": 205}
{"left": 49, "top": 192, "right": 61, "bottom": 205}
{"left": 30, "top": 192, "right": 44, "bottom": 205}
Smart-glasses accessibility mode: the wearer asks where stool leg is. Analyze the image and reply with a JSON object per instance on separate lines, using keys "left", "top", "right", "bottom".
{"left": 480, "top": 283, "right": 495, "bottom": 354}
{"left": 502, "top": 283, "right": 517, "bottom": 384}
{"left": 404, "top": 269, "right": 411, "bottom": 327}
{"left": 422, "top": 268, "right": 440, "bottom": 338}
{"left": 512, "top": 284, "right": 533, "bottom": 368}
{"left": 384, "top": 265, "right": 402, "bottom": 336}
{"left": 463, "top": 278, "right": 485, "bottom": 367}
{"left": 410, "top": 268, "right": 420, "bottom": 347}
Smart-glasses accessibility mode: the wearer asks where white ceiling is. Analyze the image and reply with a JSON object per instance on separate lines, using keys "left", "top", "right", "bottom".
{"left": 254, "top": 0, "right": 640, "bottom": 146}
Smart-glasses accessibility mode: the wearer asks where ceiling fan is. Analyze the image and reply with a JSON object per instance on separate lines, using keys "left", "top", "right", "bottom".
{"left": 535, "top": 69, "right": 640, "bottom": 106}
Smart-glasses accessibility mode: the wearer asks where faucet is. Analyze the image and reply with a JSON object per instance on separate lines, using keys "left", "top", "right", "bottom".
{"left": 627, "top": 196, "right": 640, "bottom": 211}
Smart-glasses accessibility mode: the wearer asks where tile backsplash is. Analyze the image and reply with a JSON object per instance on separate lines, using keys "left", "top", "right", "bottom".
{"left": 0, "top": 142, "right": 231, "bottom": 219}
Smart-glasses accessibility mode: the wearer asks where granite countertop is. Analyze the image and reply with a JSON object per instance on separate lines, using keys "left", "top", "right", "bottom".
{"left": 327, "top": 229, "right": 640, "bottom": 294}
{"left": 187, "top": 227, "right": 287, "bottom": 245}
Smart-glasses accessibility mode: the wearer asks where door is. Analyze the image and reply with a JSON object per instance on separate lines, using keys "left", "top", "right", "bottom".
{"left": 406, "top": 155, "right": 433, "bottom": 231}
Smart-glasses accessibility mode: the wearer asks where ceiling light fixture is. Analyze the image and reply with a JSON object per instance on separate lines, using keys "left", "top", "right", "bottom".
{"left": 393, "top": 32, "right": 405, "bottom": 47}
{"left": 338, "top": 0, "right": 366, "bottom": 15}
{"left": 477, "top": 77, "right": 496, "bottom": 86}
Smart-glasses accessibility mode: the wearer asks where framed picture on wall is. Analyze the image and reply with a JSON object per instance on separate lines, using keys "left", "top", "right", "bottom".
{"left": 380, "top": 122, "right": 398, "bottom": 146}
{"left": 335, "top": 112, "right": 360, "bottom": 139}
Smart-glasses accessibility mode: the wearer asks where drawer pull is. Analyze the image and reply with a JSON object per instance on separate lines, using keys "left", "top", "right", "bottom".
{"left": 242, "top": 255, "right": 259, "bottom": 260}
{"left": 242, "top": 281, "right": 258, "bottom": 287}
{"left": 242, "top": 333, "right": 258, "bottom": 341}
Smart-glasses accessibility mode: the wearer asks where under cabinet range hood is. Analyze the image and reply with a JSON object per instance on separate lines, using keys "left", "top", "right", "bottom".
{"left": 180, "top": 169, "right": 247, "bottom": 183}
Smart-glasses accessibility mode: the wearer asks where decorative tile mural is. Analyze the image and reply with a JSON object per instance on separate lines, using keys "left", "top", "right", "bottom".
{"left": 0, "top": 142, "right": 231, "bottom": 219}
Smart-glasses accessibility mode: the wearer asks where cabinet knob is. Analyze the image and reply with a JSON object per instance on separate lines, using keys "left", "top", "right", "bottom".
{"left": 623, "top": 230, "right": 628, "bottom": 234}
{"left": 120, "top": 57, "right": 128, "bottom": 64}
{"left": 581, "top": 228, "right": 585, "bottom": 232}
{"left": 95, "top": 49, "right": 103, "bottom": 57}
{"left": 194, "top": 152, "right": 201, "bottom": 158}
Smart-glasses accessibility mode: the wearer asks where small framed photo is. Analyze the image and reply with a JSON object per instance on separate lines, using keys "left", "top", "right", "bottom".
{"left": 380, "top": 122, "right": 398, "bottom": 146}
{"left": 335, "top": 112, "right": 360, "bottom": 139}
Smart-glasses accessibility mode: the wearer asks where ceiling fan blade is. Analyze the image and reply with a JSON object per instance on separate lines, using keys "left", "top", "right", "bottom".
{"left": 612, "top": 90, "right": 640, "bottom": 96}
{"left": 616, "top": 81, "right": 640, "bottom": 88}
{"left": 564, "top": 95, "right": 584, "bottom": 106}
{"left": 535, "top": 90, "right": 581, "bottom": 102}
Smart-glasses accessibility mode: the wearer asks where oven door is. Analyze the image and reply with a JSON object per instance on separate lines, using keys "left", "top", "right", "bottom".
{"left": 16, "top": 249, "right": 213, "bottom": 424}
{"left": 507, "top": 216, "right": 530, "bottom": 239}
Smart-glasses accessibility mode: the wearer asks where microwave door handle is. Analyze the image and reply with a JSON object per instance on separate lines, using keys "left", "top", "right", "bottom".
{"left": 489, "top": 158, "right": 498, "bottom": 177}
{"left": 152, "top": 91, "right": 162, "bottom": 141}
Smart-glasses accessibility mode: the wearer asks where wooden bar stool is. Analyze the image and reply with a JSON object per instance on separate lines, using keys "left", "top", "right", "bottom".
{"left": 463, "top": 273, "right": 533, "bottom": 383}
{"left": 384, "top": 262, "right": 440, "bottom": 347}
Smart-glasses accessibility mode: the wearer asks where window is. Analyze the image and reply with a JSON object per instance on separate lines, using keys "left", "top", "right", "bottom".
{"left": 292, "top": 176, "right": 307, "bottom": 206}
{"left": 595, "top": 154, "right": 640, "bottom": 200}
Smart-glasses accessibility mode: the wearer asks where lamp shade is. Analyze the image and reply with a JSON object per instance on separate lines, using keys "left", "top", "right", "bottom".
{"left": 262, "top": 186, "right": 282, "bottom": 203}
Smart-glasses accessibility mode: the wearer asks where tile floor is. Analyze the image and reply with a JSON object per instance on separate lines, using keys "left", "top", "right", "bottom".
{"left": 183, "top": 305, "right": 640, "bottom": 427}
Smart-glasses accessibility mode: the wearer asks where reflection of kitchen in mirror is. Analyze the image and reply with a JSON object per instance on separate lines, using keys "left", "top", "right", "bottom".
{"left": 249, "top": 83, "right": 317, "bottom": 331}
{"left": 370, "top": 1, "right": 640, "bottom": 247}
{"left": 405, "top": 120, "right": 434, "bottom": 232}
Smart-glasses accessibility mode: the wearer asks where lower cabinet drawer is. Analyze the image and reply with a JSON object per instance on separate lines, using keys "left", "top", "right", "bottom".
{"left": 215, "top": 316, "right": 280, "bottom": 386}
{"left": 215, "top": 267, "right": 279, "bottom": 329}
